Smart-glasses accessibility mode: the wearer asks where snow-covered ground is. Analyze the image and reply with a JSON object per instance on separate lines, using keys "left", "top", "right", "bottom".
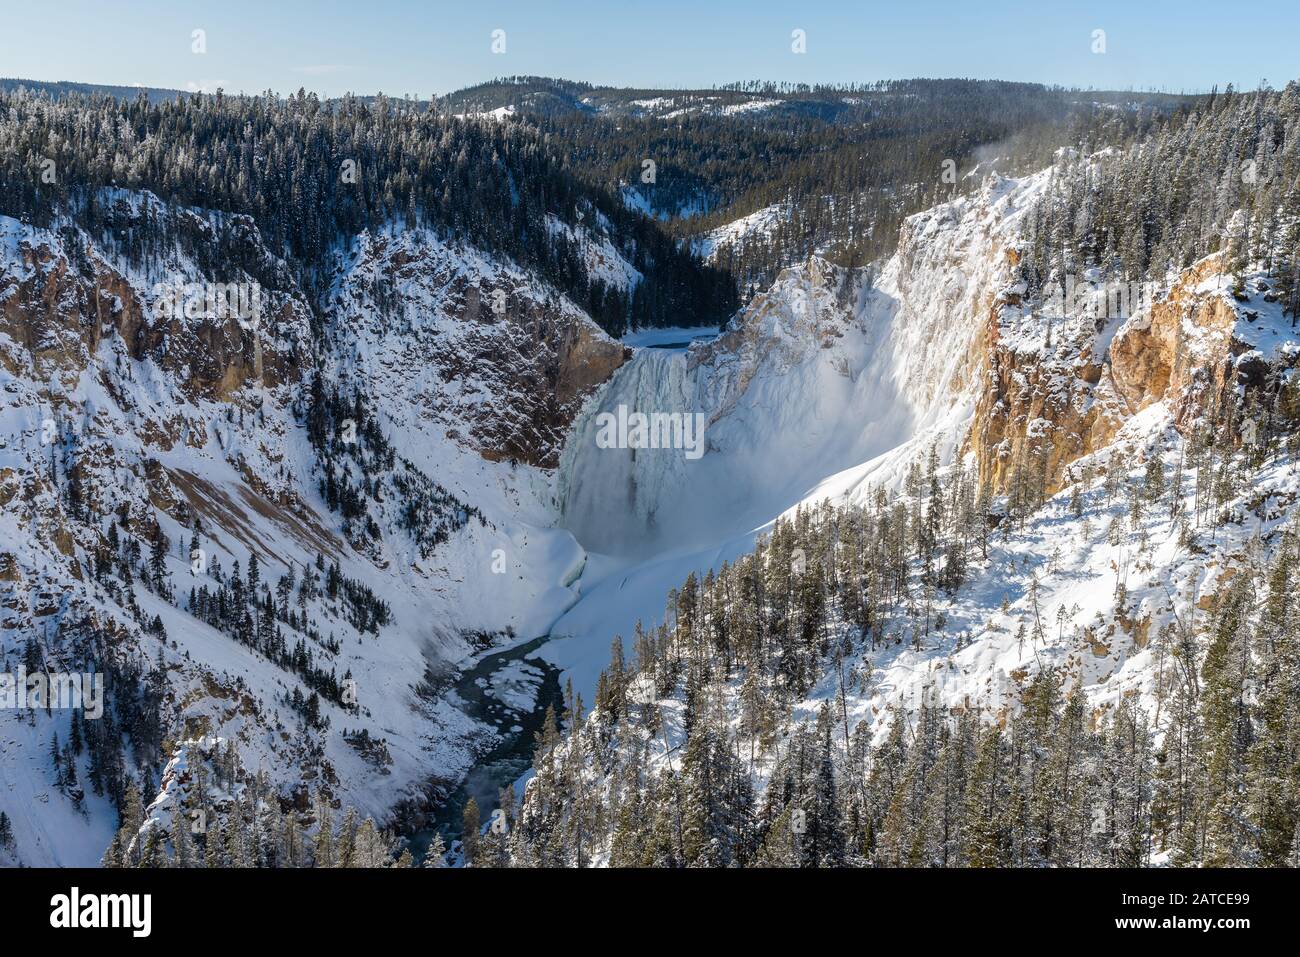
{"left": 4, "top": 148, "right": 1286, "bottom": 868}
{"left": 452, "top": 105, "right": 518, "bottom": 122}
{"left": 692, "top": 202, "right": 789, "bottom": 263}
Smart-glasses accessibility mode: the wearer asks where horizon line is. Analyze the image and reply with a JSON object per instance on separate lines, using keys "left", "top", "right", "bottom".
{"left": 2, "top": 72, "right": 1283, "bottom": 103}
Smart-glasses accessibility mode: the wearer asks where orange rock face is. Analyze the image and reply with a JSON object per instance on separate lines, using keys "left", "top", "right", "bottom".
{"left": 970, "top": 251, "right": 1296, "bottom": 499}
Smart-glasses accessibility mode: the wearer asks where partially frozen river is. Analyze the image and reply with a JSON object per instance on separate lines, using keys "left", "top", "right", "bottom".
{"left": 404, "top": 634, "right": 562, "bottom": 862}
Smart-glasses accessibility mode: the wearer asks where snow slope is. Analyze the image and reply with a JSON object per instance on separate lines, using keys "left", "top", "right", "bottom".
{"left": 691, "top": 202, "right": 789, "bottom": 264}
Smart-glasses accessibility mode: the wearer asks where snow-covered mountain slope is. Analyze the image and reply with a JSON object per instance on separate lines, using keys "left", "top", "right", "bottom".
{"left": 6, "top": 148, "right": 1294, "bottom": 869}
{"left": 691, "top": 202, "right": 789, "bottom": 264}
{"left": 515, "top": 403, "right": 1300, "bottom": 867}
{"left": 0, "top": 192, "right": 621, "bottom": 865}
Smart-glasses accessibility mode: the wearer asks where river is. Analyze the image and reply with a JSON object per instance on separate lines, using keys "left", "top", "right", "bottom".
{"left": 403, "top": 634, "right": 563, "bottom": 863}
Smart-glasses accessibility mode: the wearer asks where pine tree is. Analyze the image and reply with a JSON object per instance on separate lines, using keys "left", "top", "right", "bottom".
{"left": 204, "top": 822, "right": 225, "bottom": 869}
{"left": 336, "top": 807, "right": 359, "bottom": 868}
{"left": 171, "top": 804, "right": 195, "bottom": 868}
{"left": 1247, "top": 539, "right": 1300, "bottom": 864}
{"left": 963, "top": 726, "right": 1009, "bottom": 867}
{"left": 1199, "top": 575, "right": 1255, "bottom": 865}
{"left": 352, "top": 817, "right": 386, "bottom": 867}
{"left": 461, "top": 798, "right": 481, "bottom": 866}
{"left": 421, "top": 832, "right": 448, "bottom": 868}
{"left": 140, "top": 825, "right": 169, "bottom": 868}
{"left": 312, "top": 794, "right": 335, "bottom": 868}
{"left": 115, "top": 780, "right": 145, "bottom": 867}
{"left": 101, "top": 833, "right": 125, "bottom": 869}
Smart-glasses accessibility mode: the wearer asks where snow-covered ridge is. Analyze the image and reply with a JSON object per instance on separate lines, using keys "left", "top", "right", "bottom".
{"left": 691, "top": 202, "right": 789, "bottom": 264}
{"left": 543, "top": 215, "right": 643, "bottom": 294}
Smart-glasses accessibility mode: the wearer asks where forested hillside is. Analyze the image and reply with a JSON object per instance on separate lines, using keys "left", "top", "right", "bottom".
{"left": 449, "top": 77, "right": 1202, "bottom": 291}
{"left": 488, "top": 84, "right": 1300, "bottom": 870}
{"left": 1020, "top": 84, "right": 1300, "bottom": 315}
{"left": 504, "top": 378, "right": 1300, "bottom": 869}
{"left": 0, "top": 85, "right": 736, "bottom": 334}
{"left": 0, "top": 76, "right": 1227, "bottom": 328}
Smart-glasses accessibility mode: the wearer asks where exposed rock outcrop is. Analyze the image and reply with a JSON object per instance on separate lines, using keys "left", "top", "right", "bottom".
{"left": 324, "top": 229, "right": 628, "bottom": 468}
{"left": 971, "top": 250, "right": 1299, "bottom": 500}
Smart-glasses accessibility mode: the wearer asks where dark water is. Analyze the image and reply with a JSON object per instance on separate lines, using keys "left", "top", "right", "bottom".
{"left": 403, "top": 635, "right": 562, "bottom": 862}
{"left": 646, "top": 334, "right": 716, "bottom": 350}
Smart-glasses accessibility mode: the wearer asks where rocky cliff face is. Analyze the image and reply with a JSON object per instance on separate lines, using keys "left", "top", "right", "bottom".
{"left": 324, "top": 229, "right": 628, "bottom": 470}
{"left": 1107, "top": 254, "right": 1297, "bottom": 422}
{"left": 972, "top": 248, "right": 1300, "bottom": 502}
{"left": 0, "top": 196, "right": 311, "bottom": 395}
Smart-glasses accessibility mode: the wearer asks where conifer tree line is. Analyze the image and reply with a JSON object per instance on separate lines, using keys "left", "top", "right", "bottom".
{"left": 497, "top": 398, "right": 1300, "bottom": 867}
{"left": 1022, "top": 83, "right": 1300, "bottom": 316}
{"left": 0, "top": 85, "right": 736, "bottom": 334}
{"left": 101, "top": 741, "right": 432, "bottom": 868}
{"left": 0, "top": 77, "right": 1203, "bottom": 332}
{"left": 491, "top": 77, "right": 1202, "bottom": 291}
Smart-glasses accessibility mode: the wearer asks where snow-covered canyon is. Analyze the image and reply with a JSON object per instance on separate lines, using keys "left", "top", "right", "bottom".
{"left": 4, "top": 153, "right": 1286, "bottom": 866}
{"left": 543, "top": 172, "right": 1048, "bottom": 712}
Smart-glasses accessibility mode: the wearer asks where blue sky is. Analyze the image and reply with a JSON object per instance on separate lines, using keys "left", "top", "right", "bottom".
{"left": 2, "top": 0, "right": 1294, "bottom": 97}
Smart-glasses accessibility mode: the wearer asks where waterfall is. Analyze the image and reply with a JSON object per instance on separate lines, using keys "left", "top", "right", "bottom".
{"left": 557, "top": 346, "right": 702, "bottom": 555}
{"left": 555, "top": 177, "right": 1031, "bottom": 560}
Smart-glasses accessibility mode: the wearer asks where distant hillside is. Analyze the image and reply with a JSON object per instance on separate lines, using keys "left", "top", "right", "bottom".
{"left": 440, "top": 76, "right": 1205, "bottom": 289}
{"left": 0, "top": 77, "right": 188, "bottom": 104}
